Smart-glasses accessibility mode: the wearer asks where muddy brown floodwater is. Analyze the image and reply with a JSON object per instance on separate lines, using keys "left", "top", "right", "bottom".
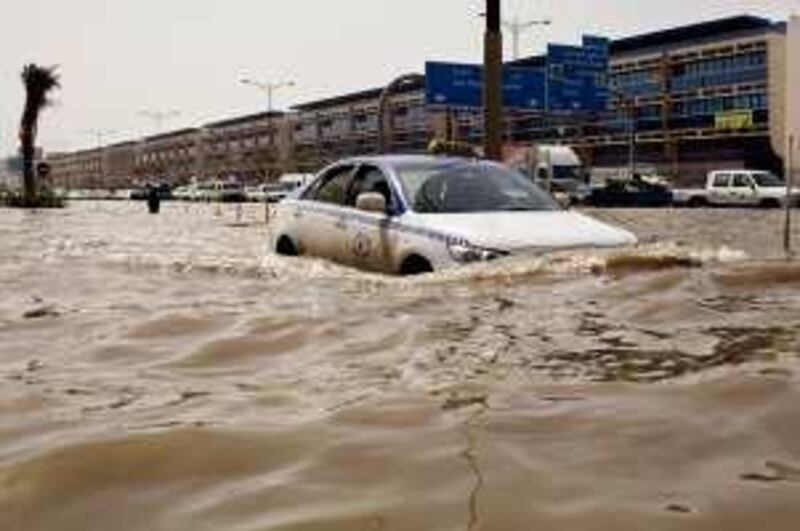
{"left": 2, "top": 201, "right": 800, "bottom": 530}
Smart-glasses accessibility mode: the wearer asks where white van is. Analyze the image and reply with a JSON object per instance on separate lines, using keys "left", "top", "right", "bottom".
{"left": 507, "top": 145, "right": 589, "bottom": 204}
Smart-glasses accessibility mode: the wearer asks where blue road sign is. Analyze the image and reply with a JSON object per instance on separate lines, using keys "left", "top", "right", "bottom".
{"left": 425, "top": 62, "right": 546, "bottom": 110}
{"left": 425, "top": 35, "right": 610, "bottom": 113}
{"left": 504, "top": 67, "right": 546, "bottom": 109}
{"left": 425, "top": 62, "right": 483, "bottom": 108}
{"left": 547, "top": 35, "right": 609, "bottom": 112}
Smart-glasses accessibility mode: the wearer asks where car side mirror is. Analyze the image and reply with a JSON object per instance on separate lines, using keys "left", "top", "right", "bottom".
{"left": 356, "top": 192, "right": 387, "bottom": 214}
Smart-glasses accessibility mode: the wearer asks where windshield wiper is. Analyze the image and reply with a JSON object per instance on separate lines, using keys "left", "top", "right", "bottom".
{"left": 499, "top": 206, "right": 535, "bottom": 211}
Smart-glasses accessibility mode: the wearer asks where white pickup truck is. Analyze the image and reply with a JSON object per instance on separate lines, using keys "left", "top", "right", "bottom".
{"left": 673, "top": 170, "right": 800, "bottom": 208}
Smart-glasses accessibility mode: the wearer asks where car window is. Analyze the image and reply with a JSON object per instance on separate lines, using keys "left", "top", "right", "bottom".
{"left": 396, "top": 160, "right": 559, "bottom": 213}
{"left": 347, "top": 165, "right": 394, "bottom": 210}
{"left": 305, "top": 165, "right": 355, "bottom": 205}
{"left": 712, "top": 173, "right": 730, "bottom": 188}
{"left": 732, "top": 173, "right": 751, "bottom": 188}
{"left": 752, "top": 172, "right": 783, "bottom": 187}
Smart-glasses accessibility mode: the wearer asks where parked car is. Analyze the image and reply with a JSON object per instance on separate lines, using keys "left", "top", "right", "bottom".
{"left": 245, "top": 184, "right": 267, "bottom": 202}
{"left": 673, "top": 170, "right": 800, "bottom": 208}
{"left": 277, "top": 173, "right": 315, "bottom": 190}
{"left": 247, "top": 174, "right": 315, "bottom": 203}
{"left": 246, "top": 182, "right": 292, "bottom": 203}
{"left": 585, "top": 177, "right": 674, "bottom": 207}
{"left": 172, "top": 184, "right": 199, "bottom": 201}
{"left": 263, "top": 183, "right": 294, "bottom": 203}
{"left": 270, "top": 155, "right": 637, "bottom": 275}
{"left": 196, "top": 180, "right": 246, "bottom": 202}
{"left": 130, "top": 183, "right": 172, "bottom": 201}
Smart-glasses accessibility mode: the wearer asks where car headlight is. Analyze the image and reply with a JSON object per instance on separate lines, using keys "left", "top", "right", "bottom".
{"left": 447, "top": 238, "right": 507, "bottom": 263}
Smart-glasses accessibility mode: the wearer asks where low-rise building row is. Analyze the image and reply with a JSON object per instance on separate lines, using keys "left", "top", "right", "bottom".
{"left": 47, "top": 14, "right": 800, "bottom": 189}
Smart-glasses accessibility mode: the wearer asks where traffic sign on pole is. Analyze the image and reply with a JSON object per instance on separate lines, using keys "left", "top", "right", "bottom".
{"left": 425, "top": 35, "right": 609, "bottom": 113}
{"left": 426, "top": 62, "right": 545, "bottom": 110}
{"left": 547, "top": 36, "right": 609, "bottom": 112}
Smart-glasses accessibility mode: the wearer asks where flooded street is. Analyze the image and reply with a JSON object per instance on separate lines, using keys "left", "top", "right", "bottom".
{"left": 2, "top": 201, "right": 800, "bottom": 530}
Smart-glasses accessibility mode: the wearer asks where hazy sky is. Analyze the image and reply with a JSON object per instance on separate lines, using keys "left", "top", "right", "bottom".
{"left": 1, "top": 0, "right": 798, "bottom": 155}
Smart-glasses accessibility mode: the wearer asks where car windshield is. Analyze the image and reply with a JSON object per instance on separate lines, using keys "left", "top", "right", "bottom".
{"left": 752, "top": 172, "right": 784, "bottom": 187}
{"left": 395, "top": 160, "right": 559, "bottom": 213}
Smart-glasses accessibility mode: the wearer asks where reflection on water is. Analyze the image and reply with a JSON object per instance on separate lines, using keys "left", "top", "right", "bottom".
{"left": 2, "top": 202, "right": 800, "bottom": 530}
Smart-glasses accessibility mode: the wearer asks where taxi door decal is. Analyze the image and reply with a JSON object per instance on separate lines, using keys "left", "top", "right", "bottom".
{"left": 351, "top": 230, "right": 372, "bottom": 261}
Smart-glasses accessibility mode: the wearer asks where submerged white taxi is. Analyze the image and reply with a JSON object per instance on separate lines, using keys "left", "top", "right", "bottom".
{"left": 270, "top": 155, "right": 636, "bottom": 275}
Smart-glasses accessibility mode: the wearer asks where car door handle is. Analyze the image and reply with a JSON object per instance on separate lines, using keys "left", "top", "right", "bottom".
{"left": 293, "top": 209, "right": 303, "bottom": 219}
{"left": 334, "top": 217, "right": 347, "bottom": 230}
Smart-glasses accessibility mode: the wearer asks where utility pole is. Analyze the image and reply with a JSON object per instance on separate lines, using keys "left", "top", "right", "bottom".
{"left": 484, "top": 0, "right": 503, "bottom": 161}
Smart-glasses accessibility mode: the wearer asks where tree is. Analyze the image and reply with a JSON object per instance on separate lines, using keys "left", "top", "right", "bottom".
{"left": 19, "top": 64, "right": 60, "bottom": 205}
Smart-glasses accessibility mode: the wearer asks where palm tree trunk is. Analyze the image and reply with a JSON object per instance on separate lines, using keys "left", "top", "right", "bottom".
{"left": 20, "top": 129, "right": 36, "bottom": 204}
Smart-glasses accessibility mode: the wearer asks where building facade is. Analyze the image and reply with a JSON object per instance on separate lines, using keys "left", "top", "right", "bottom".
{"left": 48, "top": 148, "right": 102, "bottom": 189}
{"left": 291, "top": 79, "right": 429, "bottom": 171}
{"left": 134, "top": 128, "right": 199, "bottom": 186}
{"left": 47, "top": 14, "right": 798, "bottom": 189}
{"left": 591, "top": 15, "right": 790, "bottom": 183}
{"left": 200, "top": 111, "right": 290, "bottom": 183}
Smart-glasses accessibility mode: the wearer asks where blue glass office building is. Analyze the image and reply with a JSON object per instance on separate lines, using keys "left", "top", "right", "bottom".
{"left": 570, "top": 16, "right": 795, "bottom": 183}
{"left": 431, "top": 15, "right": 796, "bottom": 184}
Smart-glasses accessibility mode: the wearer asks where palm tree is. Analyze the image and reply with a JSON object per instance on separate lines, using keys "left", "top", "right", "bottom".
{"left": 19, "top": 64, "right": 60, "bottom": 205}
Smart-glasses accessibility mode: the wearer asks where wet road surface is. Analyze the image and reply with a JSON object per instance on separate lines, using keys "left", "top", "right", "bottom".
{"left": 2, "top": 201, "right": 800, "bottom": 530}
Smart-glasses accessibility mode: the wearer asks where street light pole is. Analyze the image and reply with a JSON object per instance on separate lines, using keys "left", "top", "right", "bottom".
{"left": 139, "top": 110, "right": 181, "bottom": 135}
{"left": 240, "top": 78, "right": 295, "bottom": 179}
{"left": 503, "top": 16, "right": 551, "bottom": 60}
{"left": 479, "top": 12, "right": 551, "bottom": 61}
{"left": 241, "top": 79, "right": 295, "bottom": 114}
{"left": 628, "top": 98, "right": 636, "bottom": 179}
{"left": 378, "top": 73, "right": 425, "bottom": 153}
{"left": 484, "top": 0, "right": 503, "bottom": 161}
{"left": 608, "top": 86, "right": 637, "bottom": 180}
{"left": 85, "top": 128, "right": 116, "bottom": 189}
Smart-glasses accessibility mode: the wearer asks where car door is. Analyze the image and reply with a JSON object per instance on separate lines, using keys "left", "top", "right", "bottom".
{"left": 342, "top": 164, "right": 400, "bottom": 273}
{"left": 731, "top": 172, "right": 757, "bottom": 206}
{"left": 297, "top": 164, "right": 356, "bottom": 262}
{"left": 708, "top": 172, "right": 731, "bottom": 205}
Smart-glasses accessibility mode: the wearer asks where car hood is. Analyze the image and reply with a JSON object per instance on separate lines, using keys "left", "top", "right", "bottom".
{"left": 412, "top": 210, "right": 637, "bottom": 251}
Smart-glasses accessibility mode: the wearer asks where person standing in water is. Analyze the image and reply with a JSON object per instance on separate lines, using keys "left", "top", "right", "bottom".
{"left": 147, "top": 184, "right": 161, "bottom": 214}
